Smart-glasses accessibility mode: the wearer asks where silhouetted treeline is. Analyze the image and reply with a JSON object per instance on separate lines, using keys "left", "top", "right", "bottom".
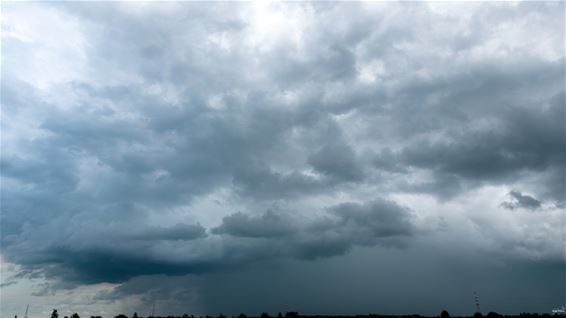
{"left": 47, "top": 308, "right": 564, "bottom": 318}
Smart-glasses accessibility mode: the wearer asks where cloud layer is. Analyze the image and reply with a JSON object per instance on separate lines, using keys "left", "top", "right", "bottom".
{"left": 1, "top": 1, "right": 564, "bottom": 316}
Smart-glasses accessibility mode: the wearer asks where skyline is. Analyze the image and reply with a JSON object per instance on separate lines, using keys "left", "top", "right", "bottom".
{"left": 1, "top": 1, "right": 565, "bottom": 317}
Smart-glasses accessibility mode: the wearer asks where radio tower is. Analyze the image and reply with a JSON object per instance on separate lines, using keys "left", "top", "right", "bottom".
{"left": 474, "top": 292, "right": 482, "bottom": 314}
{"left": 24, "top": 305, "right": 29, "bottom": 318}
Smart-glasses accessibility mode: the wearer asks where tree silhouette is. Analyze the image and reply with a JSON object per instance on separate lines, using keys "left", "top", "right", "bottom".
{"left": 487, "top": 312, "right": 502, "bottom": 318}
{"left": 51, "top": 311, "right": 59, "bottom": 318}
{"left": 260, "top": 313, "right": 271, "bottom": 318}
{"left": 71, "top": 313, "right": 80, "bottom": 318}
{"left": 236, "top": 314, "right": 247, "bottom": 318}
{"left": 133, "top": 313, "right": 139, "bottom": 318}
{"left": 440, "top": 311, "right": 450, "bottom": 318}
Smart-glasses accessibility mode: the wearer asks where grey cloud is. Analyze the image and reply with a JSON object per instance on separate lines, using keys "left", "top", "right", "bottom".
{"left": 330, "top": 199, "right": 414, "bottom": 238}
{"left": 308, "top": 143, "right": 364, "bottom": 182}
{"left": 372, "top": 148, "right": 407, "bottom": 173}
{"left": 140, "top": 224, "right": 207, "bottom": 241}
{"left": 1, "top": 1, "right": 564, "bottom": 315}
{"left": 501, "top": 191, "right": 542, "bottom": 211}
{"left": 296, "top": 199, "right": 415, "bottom": 259}
{"left": 394, "top": 95, "right": 565, "bottom": 200}
{"left": 1, "top": 212, "right": 210, "bottom": 284}
{"left": 39, "top": 248, "right": 216, "bottom": 285}
{"left": 2, "top": 195, "right": 416, "bottom": 285}
{"left": 231, "top": 164, "right": 325, "bottom": 200}
{"left": 0, "top": 281, "right": 17, "bottom": 288}
{"left": 267, "top": 43, "right": 357, "bottom": 87}
{"left": 215, "top": 199, "right": 416, "bottom": 262}
{"left": 212, "top": 210, "right": 296, "bottom": 238}
{"left": 90, "top": 242, "right": 566, "bottom": 316}
{"left": 3, "top": 235, "right": 218, "bottom": 284}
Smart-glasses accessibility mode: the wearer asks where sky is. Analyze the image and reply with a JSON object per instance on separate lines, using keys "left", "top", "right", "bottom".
{"left": 0, "top": 1, "right": 565, "bottom": 317}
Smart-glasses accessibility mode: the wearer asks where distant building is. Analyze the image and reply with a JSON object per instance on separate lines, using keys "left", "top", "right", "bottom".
{"left": 552, "top": 306, "right": 566, "bottom": 315}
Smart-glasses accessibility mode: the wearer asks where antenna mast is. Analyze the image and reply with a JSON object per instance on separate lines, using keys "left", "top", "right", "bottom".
{"left": 474, "top": 292, "right": 481, "bottom": 314}
{"left": 24, "top": 305, "right": 29, "bottom": 318}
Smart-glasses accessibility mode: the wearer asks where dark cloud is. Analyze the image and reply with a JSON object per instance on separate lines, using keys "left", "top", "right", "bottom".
{"left": 330, "top": 199, "right": 414, "bottom": 238}
{"left": 1, "top": 1, "right": 564, "bottom": 315}
{"left": 501, "top": 191, "right": 542, "bottom": 211}
{"left": 212, "top": 210, "right": 297, "bottom": 238}
{"left": 139, "top": 224, "right": 207, "bottom": 241}
{"left": 295, "top": 199, "right": 415, "bottom": 259}
{"left": 214, "top": 199, "right": 416, "bottom": 262}
{"left": 37, "top": 249, "right": 216, "bottom": 284}
{"left": 391, "top": 93, "right": 565, "bottom": 200}
{"left": 0, "top": 281, "right": 17, "bottom": 288}
{"left": 87, "top": 244, "right": 566, "bottom": 316}
{"left": 308, "top": 143, "right": 364, "bottom": 182}
{"left": 231, "top": 164, "right": 325, "bottom": 200}
{"left": 1, "top": 220, "right": 213, "bottom": 284}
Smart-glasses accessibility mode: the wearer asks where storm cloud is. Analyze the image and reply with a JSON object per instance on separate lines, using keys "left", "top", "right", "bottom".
{"left": 1, "top": 1, "right": 564, "bottom": 317}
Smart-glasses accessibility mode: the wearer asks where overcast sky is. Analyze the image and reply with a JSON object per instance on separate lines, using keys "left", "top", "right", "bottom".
{"left": 1, "top": 1, "right": 565, "bottom": 317}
